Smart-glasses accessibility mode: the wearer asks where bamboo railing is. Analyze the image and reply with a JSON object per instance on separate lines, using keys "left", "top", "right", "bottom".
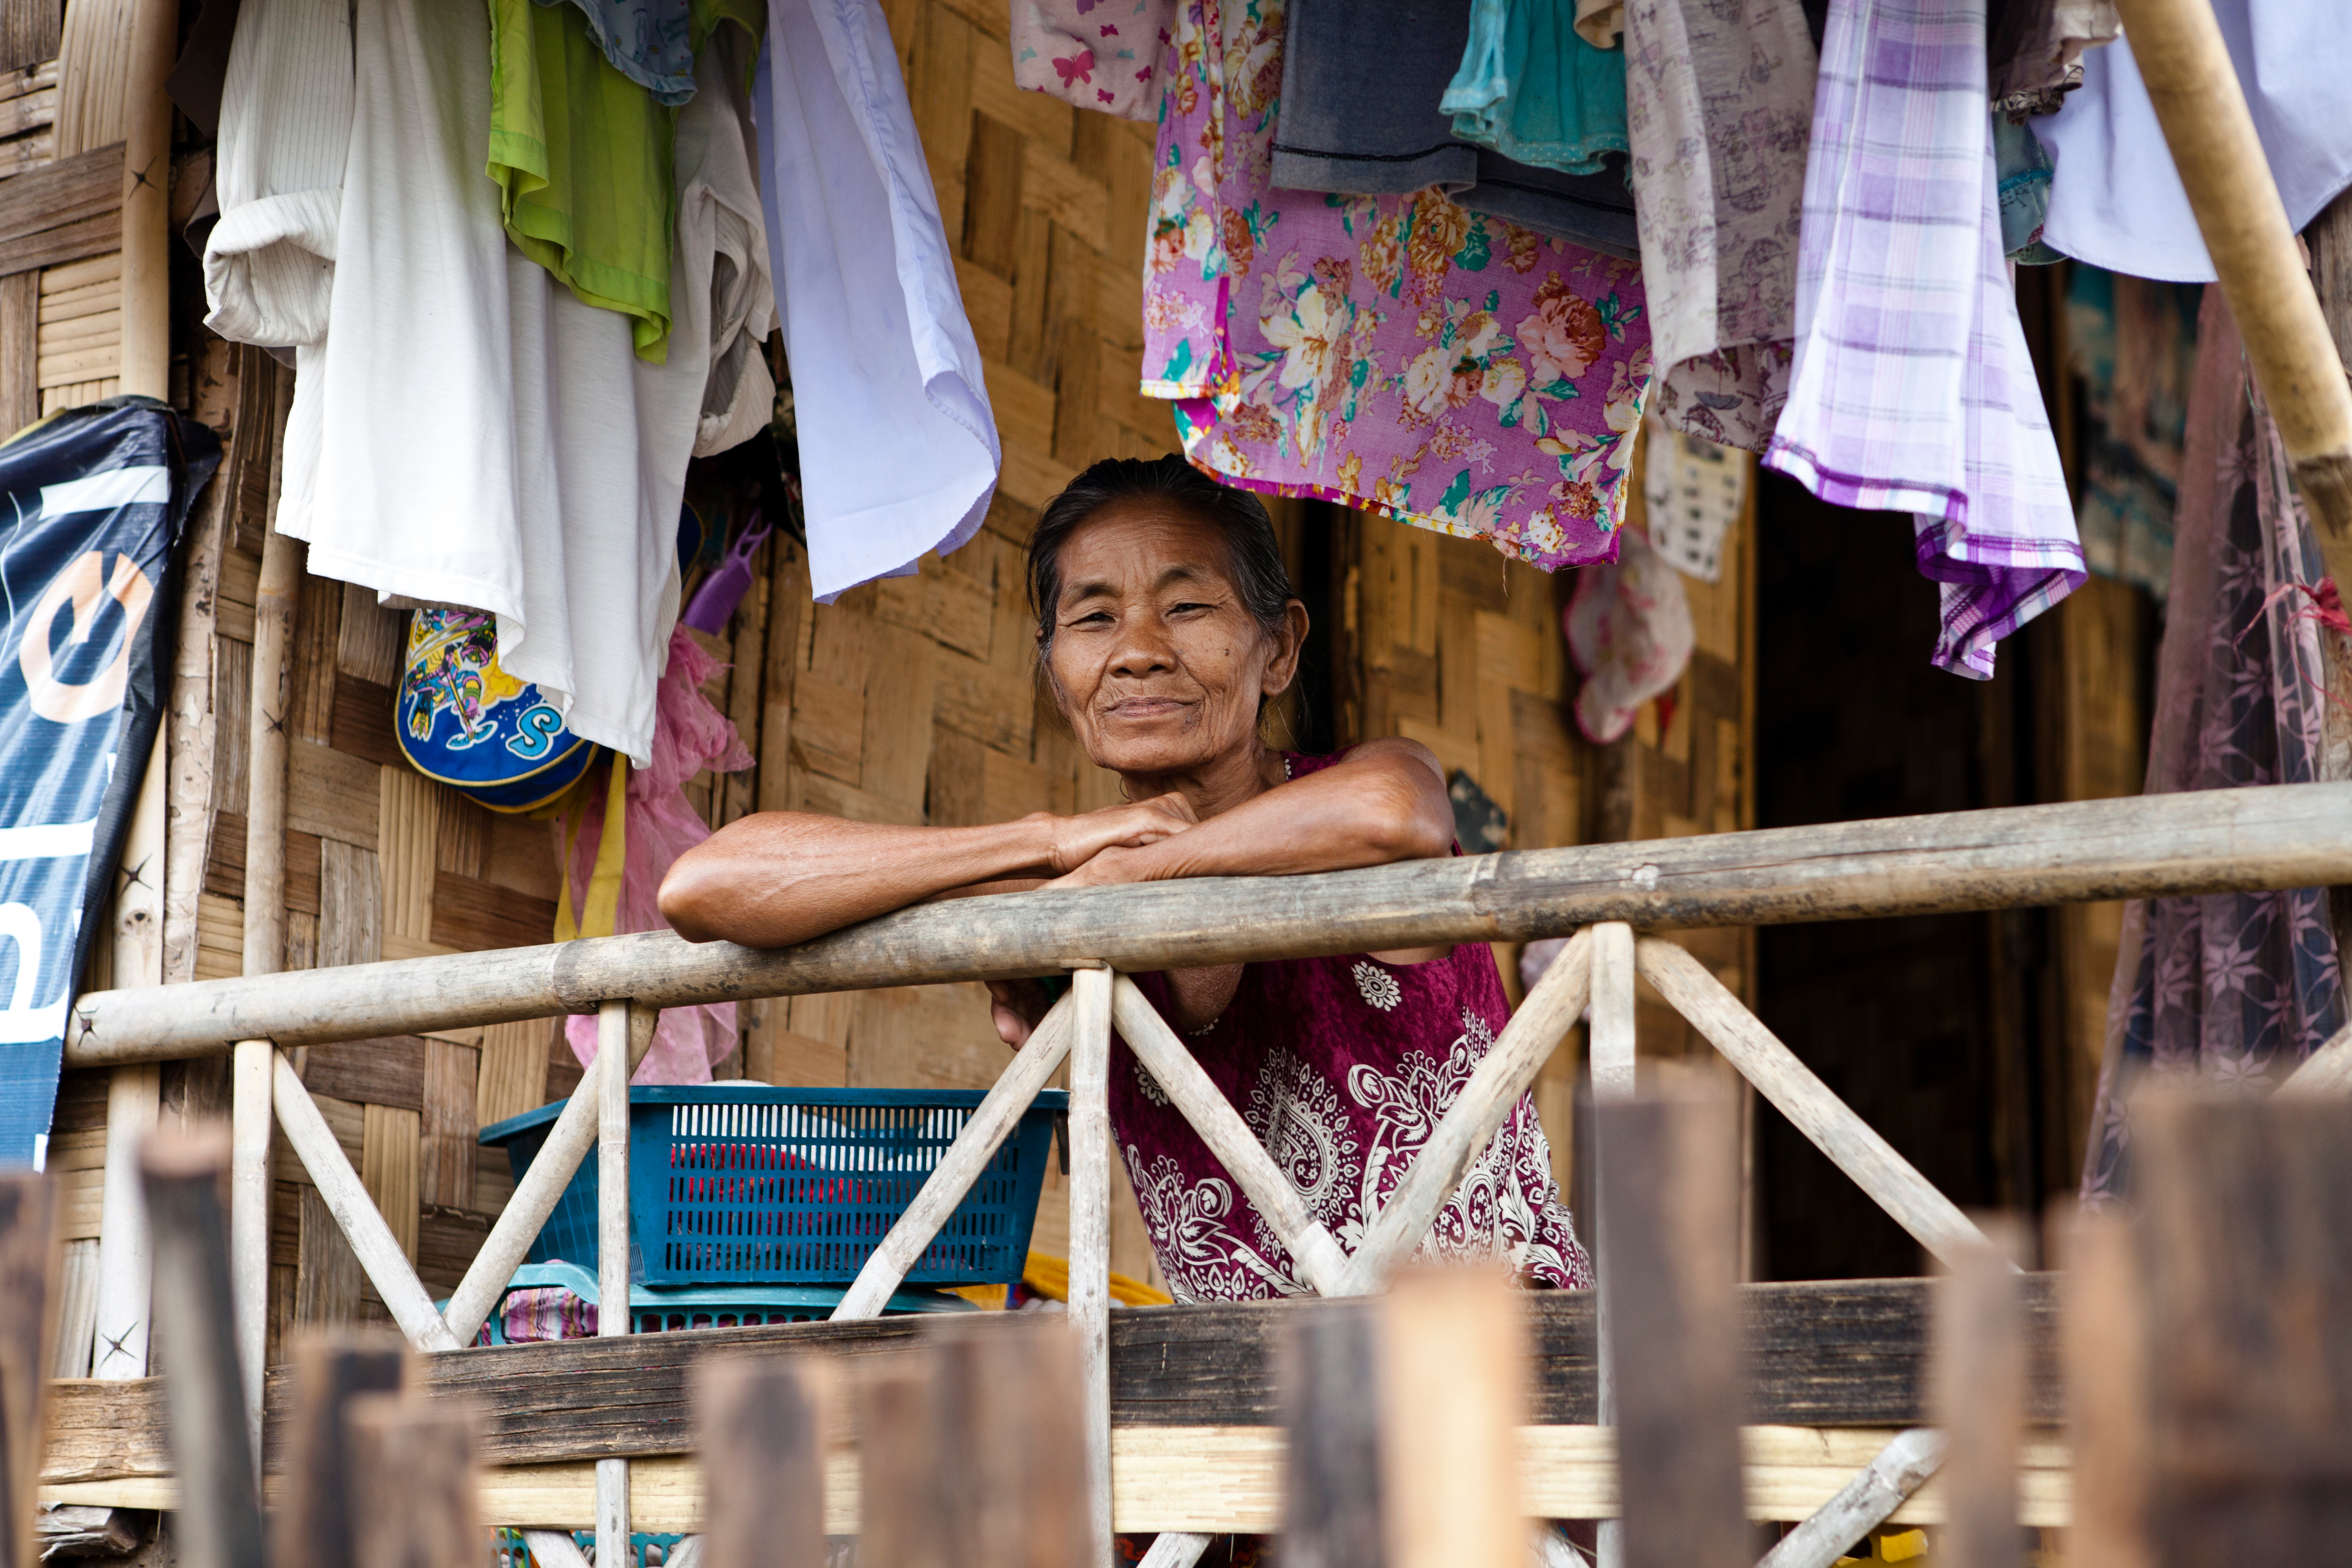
{"left": 54, "top": 780, "right": 2352, "bottom": 1568}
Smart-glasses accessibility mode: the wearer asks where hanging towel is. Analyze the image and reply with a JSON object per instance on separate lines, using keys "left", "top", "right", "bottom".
{"left": 1269, "top": 0, "right": 1638, "bottom": 259}
{"left": 1145, "top": 0, "right": 1653, "bottom": 572}
{"left": 1010, "top": 0, "right": 1172, "bottom": 121}
{"left": 1764, "top": 0, "right": 2081, "bottom": 679}
{"left": 2036, "top": 5, "right": 2352, "bottom": 284}
{"left": 2077, "top": 291, "right": 2347, "bottom": 1208}
{"left": 1441, "top": 0, "right": 1629, "bottom": 181}
{"left": 756, "top": 0, "right": 1000, "bottom": 601}
{"left": 1622, "top": 0, "right": 1814, "bottom": 454}
{"left": 204, "top": 0, "right": 774, "bottom": 763}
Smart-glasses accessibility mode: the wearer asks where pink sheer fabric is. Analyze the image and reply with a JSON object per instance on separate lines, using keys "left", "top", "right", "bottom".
{"left": 1112, "top": 750, "right": 1592, "bottom": 1301}
{"left": 560, "top": 627, "right": 755, "bottom": 1084}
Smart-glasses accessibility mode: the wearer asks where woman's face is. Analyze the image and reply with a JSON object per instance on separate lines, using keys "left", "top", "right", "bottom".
{"left": 1042, "top": 500, "right": 1305, "bottom": 778}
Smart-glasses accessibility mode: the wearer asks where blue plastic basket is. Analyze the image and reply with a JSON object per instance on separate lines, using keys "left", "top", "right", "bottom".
{"left": 479, "top": 1086, "right": 1067, "bottom": 1287}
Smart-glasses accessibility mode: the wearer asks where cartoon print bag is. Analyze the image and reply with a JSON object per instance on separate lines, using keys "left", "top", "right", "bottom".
{"left": 395, "top": 608, "right": 598, "bottom": 812}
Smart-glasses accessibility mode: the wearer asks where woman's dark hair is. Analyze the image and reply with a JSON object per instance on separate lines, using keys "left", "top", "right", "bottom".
{"left": 1027, "top": 455, "right": 1296, "bottom": 650}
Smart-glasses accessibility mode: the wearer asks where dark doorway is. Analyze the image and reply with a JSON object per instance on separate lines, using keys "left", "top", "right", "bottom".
{"left": 1751, "top": 471, "right": 2056, "bottom": 1281}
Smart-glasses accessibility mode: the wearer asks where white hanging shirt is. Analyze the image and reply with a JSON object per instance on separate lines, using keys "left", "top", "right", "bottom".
{"left": 2037, "top": 5, "right": 2352, "bottom": 284}
{"left": 756, "top": 0, "right": 1000, "bottom": 602}
{"left": 201, "top": 0, "right": 778, "bottom": 764}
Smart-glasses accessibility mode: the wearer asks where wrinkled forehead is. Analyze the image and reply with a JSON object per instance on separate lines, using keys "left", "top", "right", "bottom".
{"left": 1052, "top": 500, "right": 1240, "bottom": 607}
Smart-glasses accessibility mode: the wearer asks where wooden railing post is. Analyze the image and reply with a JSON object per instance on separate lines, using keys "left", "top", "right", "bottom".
{"left": 1068, "top": 965, "right": 1114, "bottom": 1568}
{"left": 595, "top": 999, "right": 633, "bottom": 1568}
{"left": 1589, "top": 922, "right": 1636, "bottom": 1568}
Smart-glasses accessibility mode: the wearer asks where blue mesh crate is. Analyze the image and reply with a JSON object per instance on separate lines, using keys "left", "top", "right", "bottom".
{"left": 479, "top": 1086, "right": 1066, "bottom": 1287}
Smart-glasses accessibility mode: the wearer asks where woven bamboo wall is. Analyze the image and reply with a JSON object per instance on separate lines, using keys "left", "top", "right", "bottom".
{"left": 1332, "top": 449, "right": 1759, "bottom": 1203}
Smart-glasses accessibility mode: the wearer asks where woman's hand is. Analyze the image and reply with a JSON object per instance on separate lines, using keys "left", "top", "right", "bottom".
{"left": 986, "top": 977, "right": 1054, "bottom": 1047}
{"left": 1039, "top": 792, "right": 1198, "bottom": 875}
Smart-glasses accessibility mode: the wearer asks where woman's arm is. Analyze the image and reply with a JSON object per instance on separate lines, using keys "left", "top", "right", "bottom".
{"left": 659, "top": 795, "right": 1196, "bottom": 947}
{"left": 1049, "top": 737, "right": 1453, "bottom": 889}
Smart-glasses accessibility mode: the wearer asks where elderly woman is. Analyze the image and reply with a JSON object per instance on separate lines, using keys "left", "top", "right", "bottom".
{"left": 661, "top": 456, "right": 1589, "bottom": 1300}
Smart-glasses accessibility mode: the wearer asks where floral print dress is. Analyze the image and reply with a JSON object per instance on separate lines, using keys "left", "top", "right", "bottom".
{"left": 1111, "top": 752, "right": 1594, "bottom": 1302}
{"left": 1140, "top": 0, "right": 1653, "bottom": 570}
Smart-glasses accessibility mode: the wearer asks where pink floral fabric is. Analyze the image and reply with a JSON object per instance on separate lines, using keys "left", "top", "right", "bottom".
{"left": 1140, "top": 0, "right": 1653, "bottom": 570}
{"left": 1111, "top": 751, "right": 1593, "bottom": 1302}
{"left": 1011, "top": 0, "right": 1174, "bottom": 121}
{"left": 560, "top": 627, "right": 755, "bottom": 1085}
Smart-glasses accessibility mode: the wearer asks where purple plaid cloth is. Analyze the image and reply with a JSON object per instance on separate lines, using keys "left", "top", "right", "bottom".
{"left": 1764, "top": 0, "right": 2083, "bottom": 678}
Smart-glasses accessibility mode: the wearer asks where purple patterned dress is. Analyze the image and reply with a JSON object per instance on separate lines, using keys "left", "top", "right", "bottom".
{"left": 1112, "top": 751, "right": 1593, "bottom": 1302}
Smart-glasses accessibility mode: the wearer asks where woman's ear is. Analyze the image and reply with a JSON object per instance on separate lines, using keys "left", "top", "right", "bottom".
{"left": 1259, "top": 599, "right": 1310, "bottom": 697}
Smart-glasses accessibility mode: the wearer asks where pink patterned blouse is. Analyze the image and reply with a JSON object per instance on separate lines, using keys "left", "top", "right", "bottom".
{"left": 1112, "top": 751, "right": 1593, "bottom": 1302}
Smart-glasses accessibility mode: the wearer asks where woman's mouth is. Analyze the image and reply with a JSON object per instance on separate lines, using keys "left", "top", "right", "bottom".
{"left": 1105, "top": 697, "right": 1190, "bottom": 720}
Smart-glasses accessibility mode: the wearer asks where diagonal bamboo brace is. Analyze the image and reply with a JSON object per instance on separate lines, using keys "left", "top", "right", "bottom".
{"left": 1111, "top": 976, "right": 1354, "bottom": 1297}
{"left": 1338, "top": 927, "right": 1594, "bottom": 1295}
{"left": 831, "top": 990, "right": 1081, "bottom": 1320}
{"left": 1632, "top": 938, "right": 1994, "bottom": 1268}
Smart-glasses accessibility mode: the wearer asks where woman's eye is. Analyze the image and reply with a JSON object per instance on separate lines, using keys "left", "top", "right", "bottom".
{"left": 1169, "top": 601, "right": 1211, "bottom": 615}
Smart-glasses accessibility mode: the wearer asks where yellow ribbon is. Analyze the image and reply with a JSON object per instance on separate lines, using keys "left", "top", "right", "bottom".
{"left": 552, "top": 756, "right": 630, "bottom": 942}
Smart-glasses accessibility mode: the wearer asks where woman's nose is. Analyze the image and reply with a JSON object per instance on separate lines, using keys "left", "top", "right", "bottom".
{"left": 1108, "top": 623, "right": 1179, "bottom": 677}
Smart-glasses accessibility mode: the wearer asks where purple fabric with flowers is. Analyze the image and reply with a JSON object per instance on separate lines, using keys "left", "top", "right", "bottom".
{"left": 1138, "top": 0, "right": 1651, "bottom": 570}
{"left": 2078, "top": 293, "right": 2347, "bottom": 1209}
{"left": 1110, "top": 750, "right": 1593, "bottom": 1302}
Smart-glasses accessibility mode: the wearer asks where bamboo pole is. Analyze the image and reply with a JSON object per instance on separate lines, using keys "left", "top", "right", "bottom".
{"left": 230, "top": 526, "right": 299, "bottom": 1447}
{"left": 1589, "top": 923, "right": 1634, "bottom": 1568}
{"left": 271, "top": 1053, "right": 462, "bottom": 1352}
{"left": 595, "top": 1001, "right": 632, "bottom": 1568}
{"left": 1755, "top": 1431, "right": 1946, "bottom": 1568}
{"left": 114, "top": 0, "right": 170, "bottom": 399}
{"left": 2111, "top": 0, "right": 2352, "bottom": 583}
{"left": 831, "top": 992, "right": 1079, "bottom": 1320}
{"left": 66, "top": 783, "right": 2352, "bottom": 1068}
{"left": 1068, "top": 966, "right": 1114, "bottom": 1568}
{"left": 1110, "top": 978, "right": 1352, "bottom": 1295}
{"left": 86, "top": 1066, "right": 155, "bottom": 1379}
{"left": 1337, "top": 928, "right": 1594, "bottom": 1293}
{"left": 1633, "top": 939, "right": 1993, "bottom": 1267}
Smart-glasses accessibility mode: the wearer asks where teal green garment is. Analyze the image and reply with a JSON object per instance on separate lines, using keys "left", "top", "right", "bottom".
{"left": 1441, "top": 0, "right": 1628, "bottom": 178}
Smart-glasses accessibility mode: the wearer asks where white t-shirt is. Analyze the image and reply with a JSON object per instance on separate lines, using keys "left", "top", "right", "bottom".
{"left": 757, "top": 0, "right": 1001, "bottom": 602}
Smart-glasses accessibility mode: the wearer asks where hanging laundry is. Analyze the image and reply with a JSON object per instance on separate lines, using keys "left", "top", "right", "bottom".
{"left": 2078, "top": 293, "right": 2347, "bottom": 1208}
{"left": 202, "top": 0, "right": 775, "bottom": 764}
{"left": 1986, "top": 0, "right": 2115, "bottom": 121}
{"left": 542, "top": 0, "right": 694, "bottom": 105}
{"left": 1271, "top": 0, "right": 1638, "bottom": 258}
{"left": 1765, "top": 0, "right": 2081, "bottom": 679}
{"left": 1993, "top": 115, "right": 2061, "bottom": 264}
{"left": 557, "top": 627, "right": 754, "bottom": 1085}
{"left": 1442, "top": 0, "right": 1630, "bottom": 180}
{"left": 487, "top": 0, "right": 680, "bottom": 361}
{"left": 0, "top": 400, "right": 219, "bottom": 1168}
{"left": 2067, "top": 267, "right": 2201, "bottom": 598}
{"left": 1564, "top": 520, "right": 1692, "bottom": 743}
{"left": 1010, "top": 0, "right": 1172, "bottom": 121}
{"left": 1622, "top": 0, "right": 1814, "bottom": 455}
{"left": 2037, "top": 5, "right": 2352, "bottom": 284}
{"left": 755, "top": 0, "right": 1001, "bottom": 602}
{"left": 1574, "top": 0, "right": 1619, "bottom": 46}
{"left": 1146, "top": 0, "right": 1652, "bottom": 572}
